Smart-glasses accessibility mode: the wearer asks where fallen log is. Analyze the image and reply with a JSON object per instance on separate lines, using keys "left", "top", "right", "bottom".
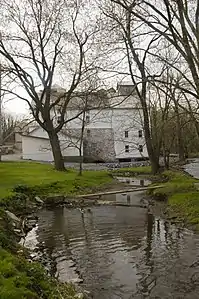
{"left": 76, "top": 185, "right": 164, "bottom": 199}
{"left": 97, "top": 202, "right": 148, "bottom": 209}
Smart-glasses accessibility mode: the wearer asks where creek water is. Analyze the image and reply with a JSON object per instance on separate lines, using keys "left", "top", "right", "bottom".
{"left": 24, "top": 179, "right": 199, "bottom": 299}
{"left": 184, "top": 158, "right": 199, "bottom": 179}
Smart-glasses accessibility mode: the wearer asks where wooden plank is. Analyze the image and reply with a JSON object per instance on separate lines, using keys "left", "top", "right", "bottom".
{"left": 76, "top": 185, "right": 164, "bottom": 199}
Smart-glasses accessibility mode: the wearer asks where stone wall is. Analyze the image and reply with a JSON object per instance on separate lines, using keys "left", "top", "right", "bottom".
{"left": 83, "top": 128, "right": 116, "bottom": 162}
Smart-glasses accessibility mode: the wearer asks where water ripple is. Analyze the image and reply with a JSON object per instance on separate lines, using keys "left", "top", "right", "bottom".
{"left": 24, "top": 204, "right": 199, "bottom": 299}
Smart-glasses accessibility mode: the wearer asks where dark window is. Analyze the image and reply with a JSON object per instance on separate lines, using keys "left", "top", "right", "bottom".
{"left": 119, "top": 158, "right": 131, "bottom": 163}
{"left": 125, "top": 131, "right": 129, "bottom": 138}
{"left": 139, "top": 145, "right": 143, "bottom": 153}
{"left": 57, "top": 116, "right": 61, "bottom": 124}
{"left": 138, "top": 130, "right": 142, "bottom": 137}
{"left": 86, "top": 115, "right": 90, "bottom": 123}
{"left": 125, "top": 145, "right": 129, "bottom": 153}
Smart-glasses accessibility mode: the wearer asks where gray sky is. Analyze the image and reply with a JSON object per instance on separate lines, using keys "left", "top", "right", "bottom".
{"left": 4, "top": 98, "right": 28, "bottom": 115}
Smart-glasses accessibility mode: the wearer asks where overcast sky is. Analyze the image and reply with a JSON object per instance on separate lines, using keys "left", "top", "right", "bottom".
{"left": 4, "top": 98, "right": 28, "bottom": 115}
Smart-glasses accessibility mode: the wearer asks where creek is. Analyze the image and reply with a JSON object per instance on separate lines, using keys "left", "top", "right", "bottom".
{"left": 23, "top": 177, "right": 199, "bottom": 299}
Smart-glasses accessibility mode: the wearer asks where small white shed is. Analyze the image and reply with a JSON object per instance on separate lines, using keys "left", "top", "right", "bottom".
{"left": 22, "top": 127, "right": 80, "bottom": 162}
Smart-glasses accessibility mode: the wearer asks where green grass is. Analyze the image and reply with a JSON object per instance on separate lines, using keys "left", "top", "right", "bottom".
{"left": 0, "top": 162, "right": 113, "bottom": 199}
{"left": 151, "top": 169, "right": 199, "bottom": 226}
{"left": 152, "top": 170, "right": 197, "bottom": 198}
{"left": 168, "top": 192, "right": 199, "bottom": 225}
{"left": 111, "top": 165, "right": 151, "bottom": 175}
{"left": 0, "top": 248, "right": 77, "bottom": 299}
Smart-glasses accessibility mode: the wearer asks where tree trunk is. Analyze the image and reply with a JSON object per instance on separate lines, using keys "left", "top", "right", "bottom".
{"left": 78, "top": 148, "right": 83, "bottom": 176}
{"left": 78, "top": 110, "right": 86, "bottom": 176}
{"left": 48, "top": 131, "right": 65, "bottom": 171}
{"left": 165, "top": 153, "right": 170, "bottom": 169}
{"left": 142, "top": 108, "right": 160, "bottom": 174}
{"left": 150, "top": 155, "right": 160, "bottom": 174}
{"left": 174, "top": 102, "right": 184, "bottom": 161}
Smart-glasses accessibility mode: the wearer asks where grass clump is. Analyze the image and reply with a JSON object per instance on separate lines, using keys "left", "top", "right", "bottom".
{"left": 0, "top": 209, "right": 18, "bottom": 251}
{"left": 151, "top": 169, "right": 199, "bottom": 226}
{"left": 168, "top": 192, "right": 199, "bottom": 225}
{"left": 152, "top": 170, "right": 197, "bottom": 199}
{"left": 0, "top": 249, "right": 77, "bottom": 299}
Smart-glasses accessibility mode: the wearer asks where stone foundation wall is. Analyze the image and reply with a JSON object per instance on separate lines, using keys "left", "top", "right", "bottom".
{"left": 83, "top": 128, "right": 116, "bottom": 162}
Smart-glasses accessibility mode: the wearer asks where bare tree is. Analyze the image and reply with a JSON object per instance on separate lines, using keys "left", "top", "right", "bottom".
{"left": 111, "top": 0, "right": 199, "bottom": 99}
{"left": 100, "top": 1, "right": 166, "bottom": 173}
{"left": 0, "top": 0, "right": 97, "bottom": 171}
{"left": 0, "top": 112, "right": 31, "bottom": 157}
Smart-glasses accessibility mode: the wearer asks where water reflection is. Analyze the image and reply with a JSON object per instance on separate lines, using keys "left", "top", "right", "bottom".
{"left": 101, "top": 190, "right": 146, "bottom": 207}
{"left": 184, "top": 158, "right": 199, "bottom": 179}
{"left": 26, "top": 203, "right": 199, "bottom": 298}
{"left": 115, "top": 177, "right": 151, "bottom": 187}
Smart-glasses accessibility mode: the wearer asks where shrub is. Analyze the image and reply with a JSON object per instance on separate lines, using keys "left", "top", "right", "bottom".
{"left": 12, "top": 184, "right": 31, "bottom": 194}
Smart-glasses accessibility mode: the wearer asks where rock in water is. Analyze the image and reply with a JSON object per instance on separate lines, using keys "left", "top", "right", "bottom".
{"left": 45, "top": 194, "right": 65, "bottom": 206}
{"left": 35, "top": 196, "right": 44, "bottom": 204}
{"left": 5, "top": 210, "right": 20, "bottom": 224}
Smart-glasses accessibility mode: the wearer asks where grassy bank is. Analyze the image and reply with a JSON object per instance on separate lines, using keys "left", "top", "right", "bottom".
{"left": 151, "top": 170, "right": 199, "bottom": 227}
{"left": 0, "top": 207, "right": 78, "bottom": 299}
{"left": 0, "top": 249, "right": 77, "bottom": 299}
{"left": 0, "top": 162, "right": 114, "bottom": 299}
{"left": 0, "top": 161, "right": 113, "bottom": 199}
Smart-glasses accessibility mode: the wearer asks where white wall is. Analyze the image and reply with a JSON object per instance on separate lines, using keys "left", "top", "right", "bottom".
{"left": 111, "top": 109, "right": 148, "bottom": 159}
{"left": 22, "top": 129, "right": 80, "bottom": 162}
{"left": 60, "top": 139, "right": 80, "bottom": 157}
{"left": 22, "top": 136, "right": 54, "bottom": 161}
{"left": 65, "top": 107, "right": 148, "bottom": 159}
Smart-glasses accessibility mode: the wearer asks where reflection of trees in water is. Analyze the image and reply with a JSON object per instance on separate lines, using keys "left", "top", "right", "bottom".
{"left": 77, "top": 211, "right": 113, "bottom": 276}
{"left": 36, "top": 207, "right": 70, "bottom": 276}
{"left": 145, "top": 213, "right": 154, "bottom": 264}
{"left": 115, "top": 207, "right": 147, "bottom": 251}
{"left": 135, "top": 213, "right": 155, "bottom": 296}
{"left": 35, "top": 206, "right": 191, "bottom": 298}
{"left": 37, "top": 207, "right": 67, "bottom": 249}
{"left": 136, "top": 214, "right": 186, "bottom": 296}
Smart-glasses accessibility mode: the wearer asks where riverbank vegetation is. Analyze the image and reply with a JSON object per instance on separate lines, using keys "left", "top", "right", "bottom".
{"left": 0, "top": 207, "right": 78, "bottom": 299}
{"left": 151, "top": 170, "right": 199, "bottom": 227}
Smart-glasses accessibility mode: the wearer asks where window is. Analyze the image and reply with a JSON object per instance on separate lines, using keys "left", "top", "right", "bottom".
{"left": 125, "top": 145, "right": 129, "bottom": 153}
{"left": 125, "top": 130, "right": 129, "bottom": 138}
{"left": 139, "top": 145, "right": 143, "bottom": 153}
{"left": 138, "top": 130, "right": 142, "bottom": 137}
{"left": 86, "top": 115, "right": 90, "bottom": 124}
{"left": 57, "top": 116, "right": 61, "bottom": 124}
